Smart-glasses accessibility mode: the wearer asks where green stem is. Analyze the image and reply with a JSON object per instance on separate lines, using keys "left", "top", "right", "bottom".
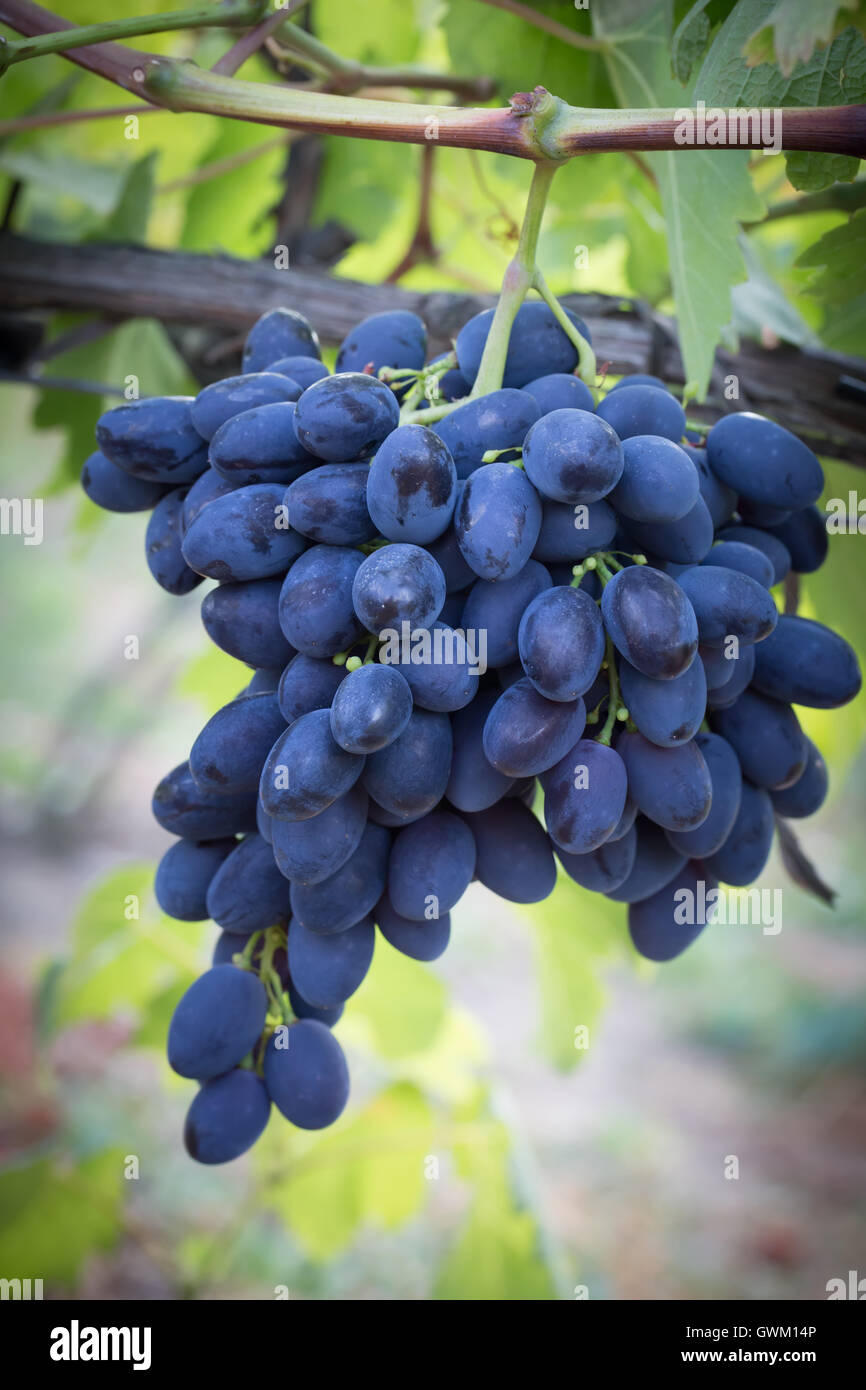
{"left": 0, "top": 0, "right": 266, "bottom": 72}
{"left": 597, "top": 637, "right": 620, "bottom": 747}
{"left": 532, "top": 268, "right": 597, "bottom": 388}
{"left": 470, "top": 161, "right": 558, "bottom": 398}
{"left": 277, "top": 22, "right": 494, "bottom": 99}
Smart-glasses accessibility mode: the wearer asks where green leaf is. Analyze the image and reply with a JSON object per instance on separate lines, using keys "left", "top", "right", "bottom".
{"left": 796, "top": 208, "right": 866, "bottom": 351}
{"left": 599, "top": 1, "right": 764, "bottom": 397}
{"left": 698, "top": 6, "right": 866, "bottom": 191}
{"left": 0, "top": 1149, "right": 125, "bottom": 1287}
{"left": 71, "top": 863, "right": 155, "bottom": 955}
{"left": 180, "top": 120, "right": 285, "bottom": 257}
{"left": 95, "top": 151, "right": 156, "bottom": 243}
{"left": 671, "top": 0, "right": 714, "bottom": 84}
{"left": 175, "top": 641, "right": 251, "bottom": 716}
{"left": 261, "top": 1082, "right": 435, "bottom": 1259}
{"left": 350, "top": 938, "right": 448, "bottom": 1059}
{"left": 732, "top": 232, "right": 820, "bottom": 345}
{"left": 434, "top": 1191, "right": 559, "bottom": 1300}
{"left": 744, "top": 0, "right": 859, "bottom": 76}
{"left": 0, "top": 148, "right": 124, "bottom": 214}
{"left": 521, "top": 874, "right": 623, "bottom": 1070}
{"left": 316, "top": 0, "right": 421, "bottom": 67}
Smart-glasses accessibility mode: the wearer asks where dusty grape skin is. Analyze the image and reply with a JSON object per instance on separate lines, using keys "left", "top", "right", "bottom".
{"left": 167, "top": 965, "right": 267, "bottom": 1081}
{"left": 461, "top": 799, "right": 557, "bottom": 904}
{"left": 601, "top": 565, "right": 698, "bottom": 680}
{"left": 152, "top": 762, "right": 258, "bottom": 840}
{"left": 329, "top": 664, "right": 414, "bottom": 751}
{"left": 210, "top": 402, "right": 320, "bottom": 487}
{"left": 769, "top": 739, "right": 829, "bottom": 818}
{"left": 700, "top": 540, "right": 775, "bottom": 588}
{"left": 284, "top": 464, "right": 376, "bottom": 547}
{"left": 518, "top": 585, "right": 605, "bottom": 701}
{"left": 462, "top": 561, "right": 552, "bottom": 669}
{"left": 675, "top": 566, "right": 778, "bottom": 648}
{"left": 184, "top": 1069, "right": 271, "bottom": 1164}
{"left": 366, "top": 425, "right": 457, "bottom": 544}
{"left": 335, "top": 309, "right": 426, "bottom": 376}
{"left": 259, "top": 708, "right": 365, "bottom": 821}
{"left": 542, "top": 739, "right": 628, "bottom": 854}
{"left": 145, "top": 487, "right": 202, "bottom": 595}
{"left": 532, "top": 497, "right": 617, "bottom": 563}
{"left": 705, "top": 781, "right": 775, "bottom": 887}
{"left": 556, "top": 824, "right": 637, "bottom": 894}
{"left": 706, "top": 411, "right": 823, "bottom": 510}
{"left": 764, "top": 506, "right": 828, "bottom": 574}
{"left": 432, "top": 389, "right": 540, "bottom": 480}
{"left": 456, "top": 301, "right": 591, "bottom": 388}
{"left": 628, "top": 861, "right": 718, "bottom": 963}
{"left": 710, "top": 689, "right": 807, "bottom": 791}
{"left": 352, "top": 543, "right": 446, "bottom": 633}
{"left": 362, "top": 709, "right": 452, "bottom": 819}
{"left": 618, "top": 732, "right": 712, "bottom": 833}
{"left": 522, "top": 408, "right": 624, "bottom": 504}
{"left": 190, "top": 691, "right": 287, "bottom": 796}
{"left": 455, "top": 462, "right": 542, "bottom": 582}
{"left": 243, "top": 307, "right": 320, "bottom": 372}
{"left": 278, "top": 545, "right": 366, "bottom": 659}
{"left": 293, "top": 372, "right": 400, "bottom": 462}
{"left": 596, "top": 384, "right": 687, "bottom": 444}
{"left": 750, "top": 614, "right": 862, "bottom": 709}
{"left": 606, "top": 818, "right": 687, "bottom": 903}
{"left": 192, "top": 373, "right": 301, "bottom": 442}
{"left": 375, "top": 895, "right": 451, "bottom": 961}
{"left": 96, "top": 396, "right": 208, "bottom": 484}
{"left": 483, "top": 678, "right": 586, "bottom": 778}
{"left": 290, "top": 821, "right": 391, "bottom": 935}
{"left": 271, "top": 783, "right": 369, "bottom": 885}
{"left": 263, "top": 1021, "right": 350, "bottom": 1130}
{"left": 202, "top": 578, "right": 296, "bottom": 669}
{"left": 618, "top": 654, "right": 706, "bottom": 748}
{"left": 205, "top": 832, "right": 293, "bottom": 934}
{"left": 665, "top": 732, "right": 742, "bottom": 859}
{"left": 155, "top": 837, "right": 236, "bottom": 921}
{"left": 387, "top": 810, "right": 476, "bottom": 921}
{"left": 287, "top": 915, "right": 375, "bottom": 1007}
{"left": 81, "top": 450, "right": 168, "bottom": 512}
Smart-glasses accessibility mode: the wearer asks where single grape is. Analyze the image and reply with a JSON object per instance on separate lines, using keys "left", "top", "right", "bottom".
{"left": 294, "top": 373, "right": 400, "bottom": 462}
{"left": 202, "top": 577, "right": 296, "bottom": 669}
{"left": 523, "top": 373, "right": 595, "bottom": 415}
{"left": 154, "top": 837, "right": 235, "bottom": 921}
{"left": 483, "top": 678, "right": 586, "bottom": 777}
{"left": 362, "top": 708, "right": 452, "bottom": 819}
{"left": 601, "top": 565, "right": 698, "bottom": 680}
{"left": 556, "top": 824, "right": 637, "bottom": 894}
{"left": 167, "top": 965, "right": 267, "bottom": 1080}
{"left": 287, "top": 915, "right": 375, "bottom": 1007}
{"left": 265, "top": 355, "right": 330, "bottom": 389}
{"left": 700, "top": 540, "right": 775, "bottom": 588}
{"left": 152, "top": 762, "right": 257, "bottom": 839}
{"left": 366, "top": 425, "right": 457, "bottom": 544}
{"left": 608, "top": 374, "right": 667, "bottom": 393}
{"left": 96, "top": 396, "right": 208, "bottom": 484}
{"left": 243, "top": 307, "right": 320, "bottom": 372}
{"left": 385, "top": 621, "right": 477, "bottom": 712}
{"left": 629, "top": 860, "right": 717, "bottom": 962}
{"left": 352, "top": 543, "right": 446, "bottom": 633}
{"left": 445, "top": 689, "right": 515, "bottom": 813}
{"left": 532, "top": 497, "right": 617, "bottom": 563}
{"left": 190, "top": 691, "right": 287, "bottom": 796}
{"left": 182, "top": 467, "right": 237, "bottom": 529}
{"left": 455, "top": 462, "right": 542, "bottom": 581}
{"left": 205, "top": 832, "right": 293, "bottom": 934}
{"left": 665, "top": 732, "right": 742, "bottom": 858}
{"left": 387, "top": 810, "right": 476, "bottom": 920}
{"left": 597, "top": 385, "right": 686, "bottom": 444}
{"left": 432, "top": 389, "right": 540, "bottom": 480}
{"left": 710, "top": 689, "right": 807, "bottom": 790}
{"left": 290, "top": 821, "right": 391, "bottom": 934}
{"left": 518, "top": 585, "right": 605, "bottom": 701}
{"left": 542, "top": 739, "right": 628, "bottom": 853}
{"left": 750, "top": 614, "right": 862, "bottom": 709}
{"left": 706, "top": 411, "right": 823, "bottom": 510}
{"left": 336, "top": 309, "right": 426, "bottom": 376}
{"left": 462, "top": 561, "right": 552, "bottom": 668}
{"left": 769, "top": 738, "right": 829, "bottom": 818}
{"left": 522, "top": 408, "right": 624, "bottom": 504}
{"left": 210, "top": 402, "right": 320, "bottom": 487}
{"left": 263, "top": 1021, "right": 350, "bottom": 1129}
{"left": 764, "top": 505, "right": 828, "bottom": 574}
{"left": 145, "top": 487, "right": 202, "bottom": 595}
{"left": 606, "top": 818, "right": 686, "bottom": 903}
{"left": 375, "top": 894, "right": 451, "bottom": 961}
{"left": 184, "top": 1068, "right": 271, "bottom": 1164}
{"left": 618, "top": 654, "right": 706, "bottom": 747}
{"left": 271, "top": 783, "right": 369, "bottom": 885}
{"left": 705, "top": 781, "right": 775, "bottom": 886}
{"left": 618, "top": 731, "right": 712, "bottom": 832}
{"left": 461, "top": 798, "right": 557, "bottom": 903}
{"left": 259, "top": 707, "right": 365, "bottom": 821}
{"left": 192, "top": 373, "right": 300, "bottom": 442}
{"left": 329, "top": 663, "right": 414, "bottom": 753}
{"left": 81, "top": 450, "right": 167, "bottom": 513}
{"left": 278, "top": 544, "right": 366, "bottom": 658}
{"left": 285, "top": 464, "right": 377, "bottom": 547}
{"left": 675, "top": 566, "right": 778, "bottom": 648}
{"left": 278, "top": 652, "right": 346, "bottom": 723}
{"left": 608, "top": 435, "right": 699, "bottom": 522}
{"left": 715, "top": 523, "right": 791, "bottom": 585}
{"left": 456, "top": 301, "right": 591, "bottom": 388}
{"left": 625, "top": 494, "right": 714, "bottom": 565}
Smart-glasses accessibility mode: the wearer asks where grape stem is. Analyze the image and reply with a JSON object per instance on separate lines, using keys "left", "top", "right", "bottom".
{"left": 597, "top": 637, "right": 620, "bottom": 747}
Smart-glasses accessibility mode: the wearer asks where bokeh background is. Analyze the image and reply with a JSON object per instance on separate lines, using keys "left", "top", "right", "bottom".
{"left": 1, "top": 0, "right": 865, "bottom": 1300}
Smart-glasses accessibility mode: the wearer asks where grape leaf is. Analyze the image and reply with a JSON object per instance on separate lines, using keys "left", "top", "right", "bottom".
{"left": 796, "top": 209, "right": 866, "bottom": 350}
{"left": 0, "top": 1149, "right": 125, "bottom": 1287}
{"left": 597, "top": 0, "right": 764, "bottom": 398}
{"left": 671, "top": 0, "right": 714, "bottom": 84}
{"left": 697, "top": 3, "right": 866, "bottom": 191}
{"left": 744, "top": 0, "right": 860, "bottom": 75}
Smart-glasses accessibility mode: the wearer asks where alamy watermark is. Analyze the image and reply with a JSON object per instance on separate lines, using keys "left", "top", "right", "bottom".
{"left": 378, "top": 620, "right": 488, "bottom": 676}
{"left": 674, "top": 101, "right": 783, "bottom": 155}
{"left": 0, "top": 497, "right": 43, "bottom": 545}
{"left": 675, "top": 881, "right": 783, "bottom": 936}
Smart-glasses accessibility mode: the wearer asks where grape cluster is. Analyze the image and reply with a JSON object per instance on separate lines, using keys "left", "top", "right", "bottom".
{"left": 82, "top": 300, "right": 861, "bottom": 1165}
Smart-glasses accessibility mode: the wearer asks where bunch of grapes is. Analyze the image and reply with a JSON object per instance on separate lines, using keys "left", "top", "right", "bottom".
{"left": 82, "top": 300, "right": 861, "bottom": 1164}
